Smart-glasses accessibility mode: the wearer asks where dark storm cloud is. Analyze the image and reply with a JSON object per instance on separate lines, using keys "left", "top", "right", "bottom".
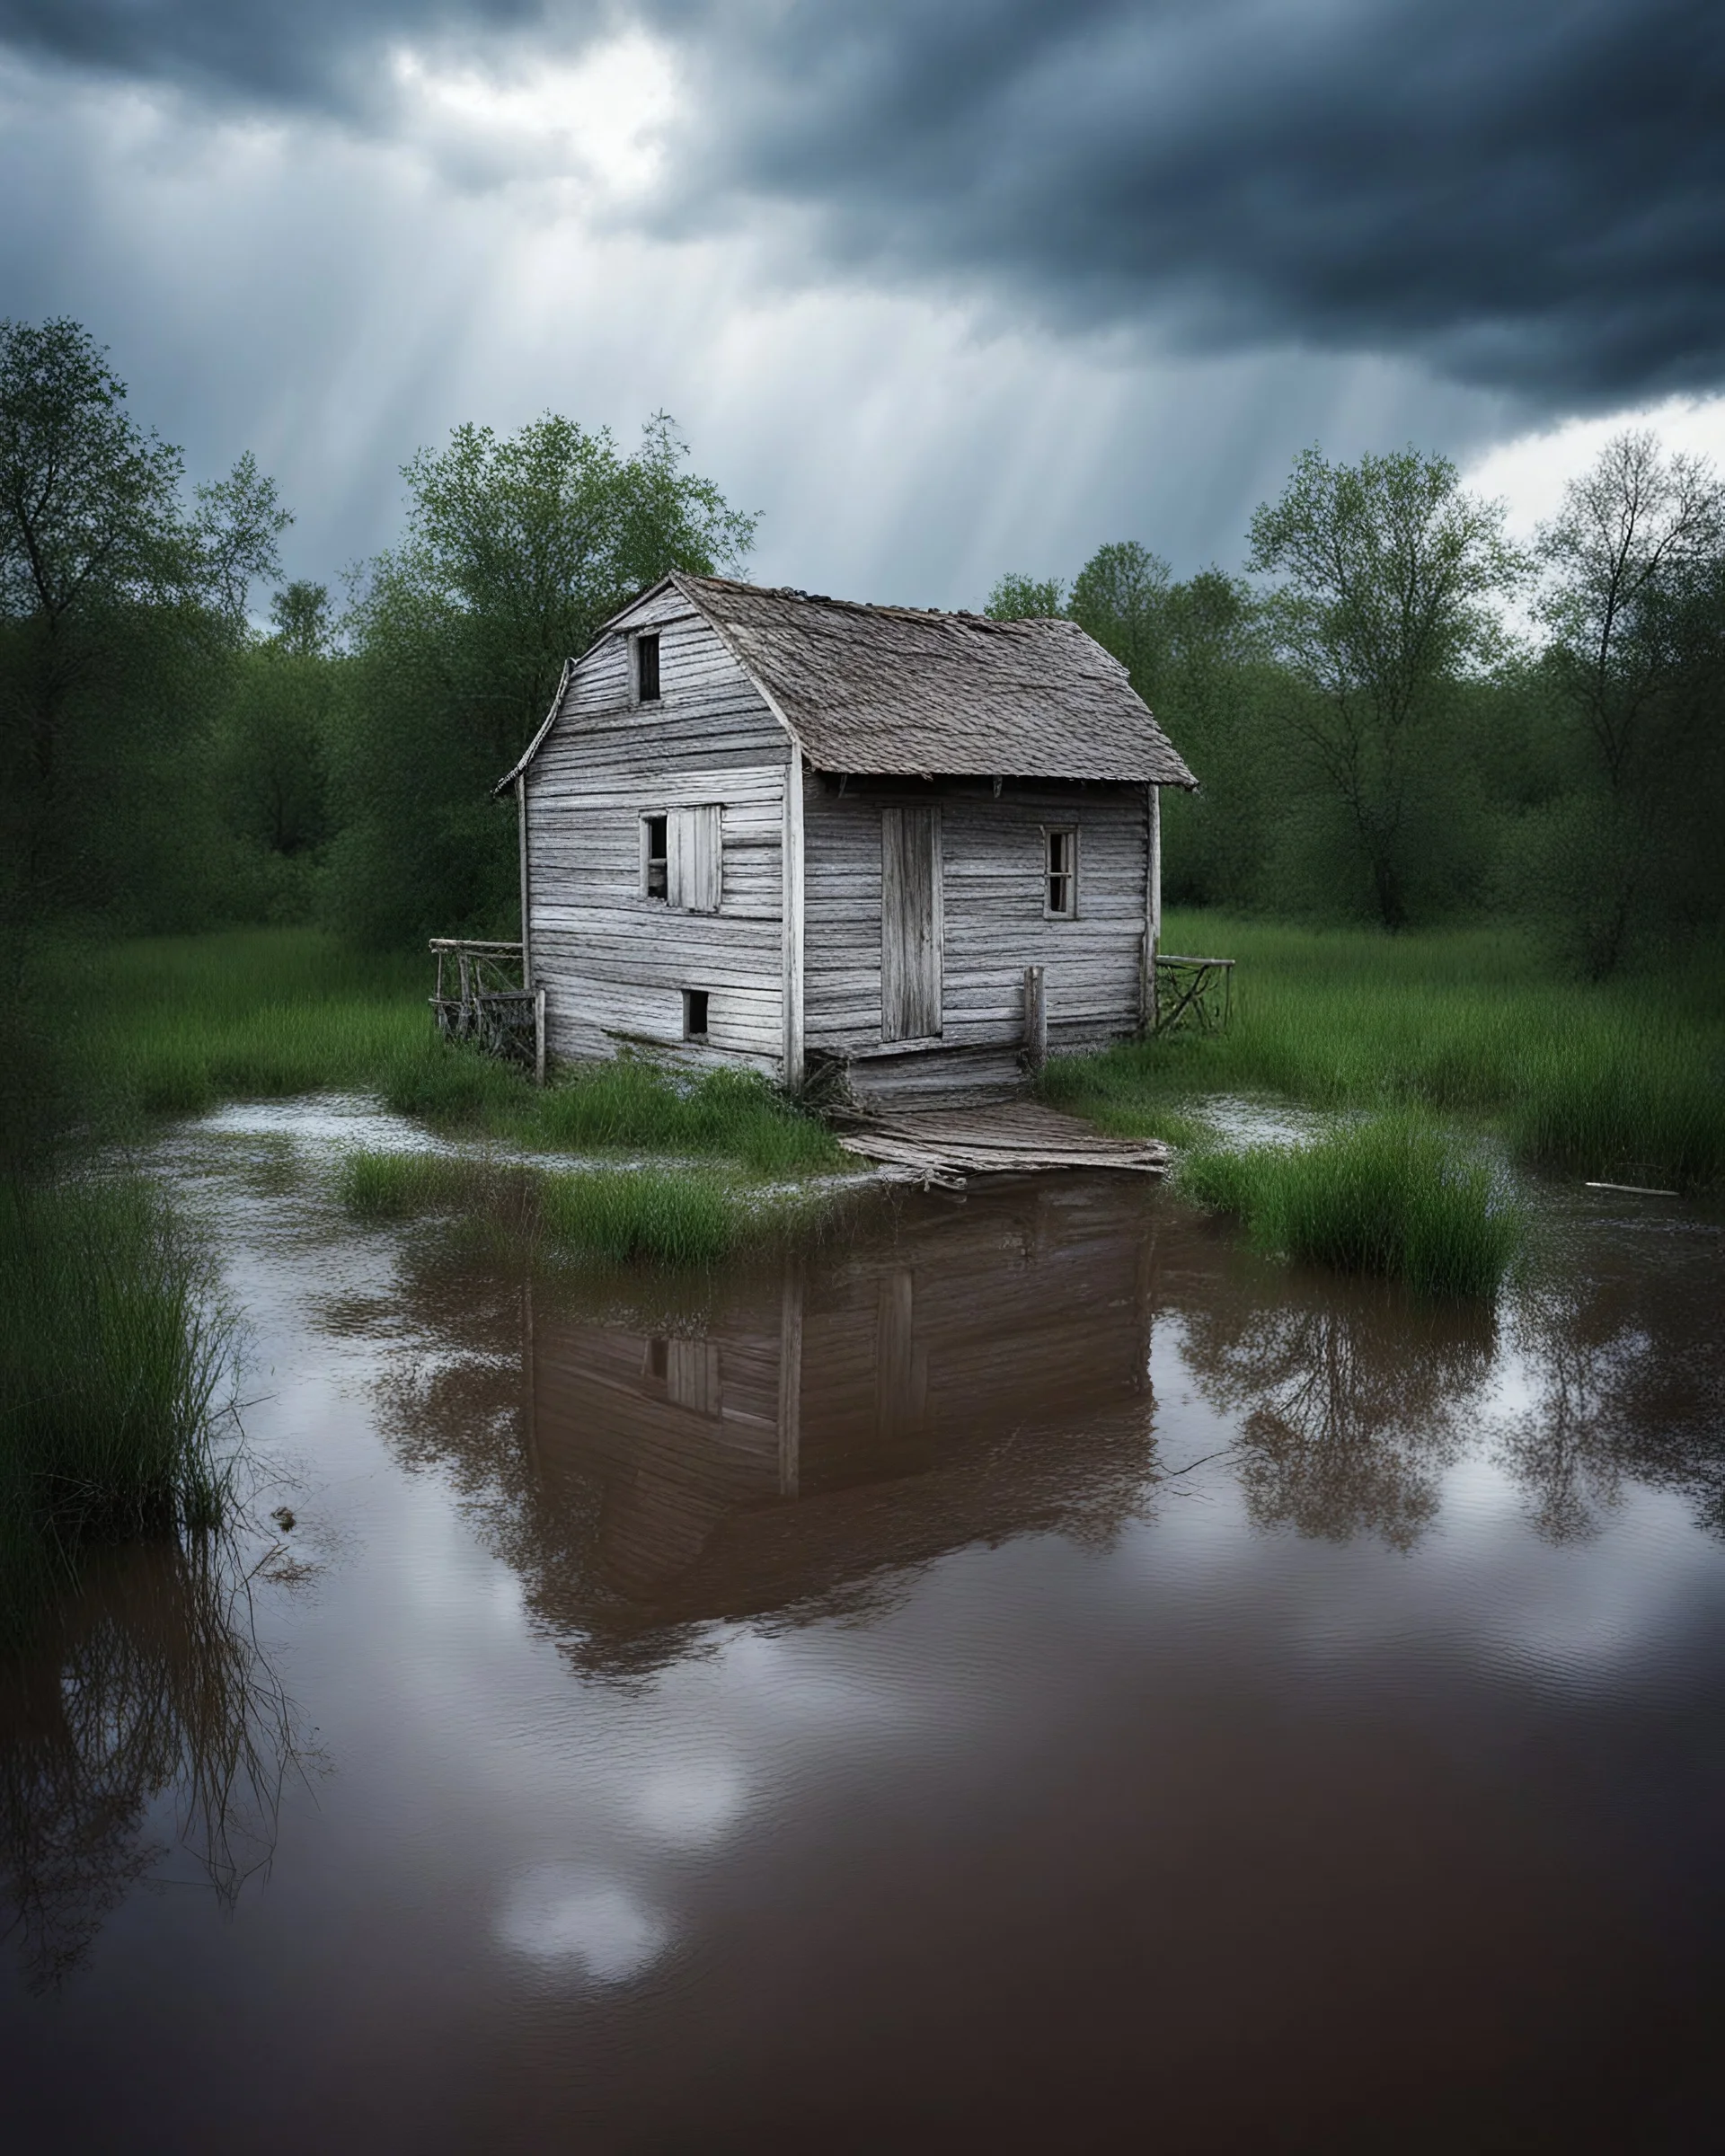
{"left": 0, "top": 0, "right": 586, "bottom": 109}
{"left": 5, "top": 0, "right": 1721, "bottom": 406}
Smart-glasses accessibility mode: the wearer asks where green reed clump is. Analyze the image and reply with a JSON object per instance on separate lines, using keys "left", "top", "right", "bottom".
{"left": 1503, "top": 1024, "right": 1724, "bottom": 1188}
{"left": 337, "top": 1149, "right": 489, "bottom": 1220}
{"left": 535, "top": 1168, "right": 743, "bottom": 1267}
{"left": 386, "top": 1048, "right": 844, "bottom": 1173}
{"left": 380, "top": 1037, "right": 528, "bottom": 1127}
{"left": 0, "top": 1180, "right": 232, "bottom": 1625}
{"left": 1177, "top": 1113, "right": 1522, "bottom": 1300}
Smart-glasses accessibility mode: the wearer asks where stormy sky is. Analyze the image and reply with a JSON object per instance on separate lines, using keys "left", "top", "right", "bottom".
{"left": 4, "top": 0, "right": 1721, "bottom": 605}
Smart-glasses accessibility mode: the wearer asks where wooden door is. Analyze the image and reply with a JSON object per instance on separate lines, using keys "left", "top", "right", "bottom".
{"left": 881, "top": 805, "right": 942, "bottom": 1041}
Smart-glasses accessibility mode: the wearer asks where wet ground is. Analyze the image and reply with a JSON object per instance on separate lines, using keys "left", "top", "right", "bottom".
{"left": 4, "top": 1104, "right": 1724, "bottom": 2152}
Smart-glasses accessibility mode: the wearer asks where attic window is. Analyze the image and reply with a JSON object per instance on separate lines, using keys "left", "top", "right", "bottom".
{"left": 635, "top": 632, "right": 661, "bottom": 703}
{"left": 1046, "top": 827, "right": 1077, "bottom": 918}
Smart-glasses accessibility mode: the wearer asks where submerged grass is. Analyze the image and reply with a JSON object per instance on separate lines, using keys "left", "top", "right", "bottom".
{"left": 1177, "top": 1111, "right": 1523, "bottom": 1300}
{"left": 1044, "top": 912, "right": 1725, "bottom": 1188}
{"left": 337, "top": 1147, "right": 801, "bottom": 1268}
{"left": 0, "top": 1178, "right": 233, "bottom": 1636}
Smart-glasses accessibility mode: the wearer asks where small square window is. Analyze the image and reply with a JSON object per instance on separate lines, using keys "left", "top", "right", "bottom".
{"left": 635, "top": 632, "right": 660, "bottom": 702}
{"left": 643, "top": 814, "right": 668, "bottom": 899}
{"left": 1046, "top": 827, "right": 1076, "bottom": 917}
{"left": 684, "top": 989, "right": 710, "bottom": 1040}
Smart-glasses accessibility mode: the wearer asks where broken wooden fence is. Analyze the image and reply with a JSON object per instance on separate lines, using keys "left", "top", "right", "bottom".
{"left": 1152, "top": 952, "right": 1234, "bottom": 1037}
{"left": 429, "top": 939, "right": 545, "bottom": 1080}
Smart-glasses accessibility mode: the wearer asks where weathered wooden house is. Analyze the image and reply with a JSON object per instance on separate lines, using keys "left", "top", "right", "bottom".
{"left": 497, "top": 572, "right": 1196, "bottom": 1104}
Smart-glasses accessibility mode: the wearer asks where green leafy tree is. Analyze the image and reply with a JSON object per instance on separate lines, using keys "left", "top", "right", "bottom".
{"left": 1530, "top": 431, "right": 1725, "bottom": 974}
{"left": 1248, "top": 446, "right": 1524, "bottom": 930}
{"left": 0, "top": 318, "right": 286, "bottom": 927}
{"left": 270, "top": 579, "right": 334, "bottom": 658}
{"left": 1067, "top": 541, "right": 1171, "bottom": 695}
{"left": 1152, "top": 569, "right": 1277, "bottom": 909}
{"left": 215, "top": 582, "right": 341, "bottom": 919}
{"left": 331, "top": 412, "right": 757, "bottom": 947}
{"left": 984, "top": 572, "right": 1066, "bottom": 620}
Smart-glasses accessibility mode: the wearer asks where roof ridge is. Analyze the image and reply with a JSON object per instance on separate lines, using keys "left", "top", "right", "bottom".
{"left": 679, "top": 571, "right": 1070, "bottom": 632}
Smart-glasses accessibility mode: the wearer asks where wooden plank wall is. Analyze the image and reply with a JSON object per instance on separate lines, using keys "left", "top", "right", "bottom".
{"left": 525, "top": 597, "right": 791, "bottom": 1071}
{"left": 804, "top": 777, "right": 1148, "bottom": 1100}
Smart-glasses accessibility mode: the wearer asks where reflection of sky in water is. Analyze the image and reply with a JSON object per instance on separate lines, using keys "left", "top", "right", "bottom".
{"left": 637, "top": 1762, "right": 749, "bottom": 1844}
{"left": 497, "top": 1868, "right": 670, "bottom": 1983}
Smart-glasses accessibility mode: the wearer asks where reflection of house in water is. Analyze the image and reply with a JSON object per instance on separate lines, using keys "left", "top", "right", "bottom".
{"left": 373, "top": 1177, "right": 1725, "bottom": 1666}
{"left": 526, "top": 1182, "right": 1160, "bottom": 1621}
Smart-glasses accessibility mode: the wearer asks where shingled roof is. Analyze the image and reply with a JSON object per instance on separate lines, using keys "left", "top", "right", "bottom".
{"left": 673, "top": 573, "right": 1198, "bottom": 787}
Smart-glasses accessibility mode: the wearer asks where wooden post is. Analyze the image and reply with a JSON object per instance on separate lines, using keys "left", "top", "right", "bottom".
{"left": 457, "top": 950, "right": 473, "bottom": 1038}
{"left": 1024, "top": 963, "right": 1047, "bottom": 1074}
{"left": 1144, "top": 782, "right": 1163, "bottom": 1035}
{"left": 781, "top": 747, "right": 806, "bottom": 1091}
{"left": 534, "top": 985, "right": 546, "bottom": 1087}
{"left": 516, "top": 774, "right": 532, "bottom": 989}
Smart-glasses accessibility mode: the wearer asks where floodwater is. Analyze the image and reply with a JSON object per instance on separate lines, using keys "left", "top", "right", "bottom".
{"left": 4, "top": 1109, "right": 1725, "bottom": 2153}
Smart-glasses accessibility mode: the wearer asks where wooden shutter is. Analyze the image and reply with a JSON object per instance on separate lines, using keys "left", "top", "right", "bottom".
{"left": 668, "top": 805, "right": 721, "bottom": 913}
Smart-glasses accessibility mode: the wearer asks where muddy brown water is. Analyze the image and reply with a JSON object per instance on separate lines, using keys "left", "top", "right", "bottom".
{"left": 4, "top": 1109, "right": 1725, "bottom": 2153}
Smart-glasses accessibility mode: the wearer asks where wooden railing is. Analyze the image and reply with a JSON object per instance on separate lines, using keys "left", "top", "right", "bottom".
{"left": 1152, "top": 953, "right": 1234, "bottom": 1036}
{"left": 429, "top": 939, "right": 544, "bottom": 1079}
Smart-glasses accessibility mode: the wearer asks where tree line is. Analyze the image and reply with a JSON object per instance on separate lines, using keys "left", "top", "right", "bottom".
{"left": 991, "top": 440, "right": 1725, "bottom": 975}
{"left": 0, "top": 319, "right": 756, "bottom": 966}
{"left": 4, "top": 315, "right": 1723, "bottom": 985}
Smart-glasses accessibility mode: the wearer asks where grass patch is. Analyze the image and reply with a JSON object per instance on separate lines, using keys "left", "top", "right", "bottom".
{"left": 72, "top": 928, "right": 426, "bottom": 1125}
{"left": 1177, "top": 1112, "right": 1523, "bottom": 1300}
{"left": 75, "top": 929, "right": 845, "bottom": 1178}
{"left": 537, "top": 1169, "right": 742, "bottom": 1268}
{"left": 337, "top": 1150, "right": 480, "bottom": 1220}
{"left": 527, "top": 1061, "right": 843, "bottom": 1174}
{"left": 0, "top": 1179, "right": 233, "bottom": 1634}
{"left": 337, "top": 1147, "right": 792, "bottom": 1268}
{"left": 384, "top": 1044, "right": 845, "bottom": 1174}
{"left": 1044, "top": 913, "right": 1725, "bottom": 1188}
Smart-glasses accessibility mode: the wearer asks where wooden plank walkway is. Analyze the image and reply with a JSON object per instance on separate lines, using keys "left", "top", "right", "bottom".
{"left": 834, "top": 1100, "right": 1169, "bottom": 1188}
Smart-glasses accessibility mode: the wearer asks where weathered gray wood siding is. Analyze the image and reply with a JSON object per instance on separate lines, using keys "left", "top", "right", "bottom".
{"left": 524, "top": 594, "right": 790, "bottom": 1072}
{"left": 803, "top": 777, "right": 1147, "bottom": 1100}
